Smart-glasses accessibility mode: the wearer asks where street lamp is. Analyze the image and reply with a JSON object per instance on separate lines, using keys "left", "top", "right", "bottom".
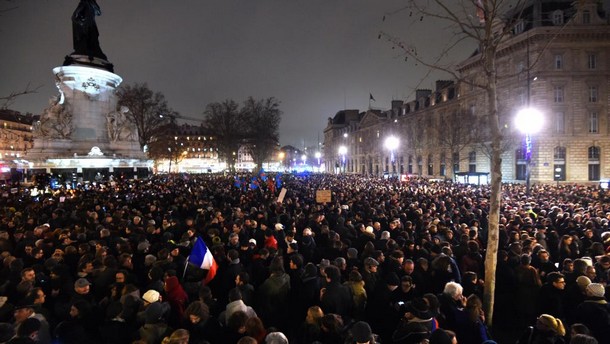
{"left": 301, "top": 154, "right": 307, "bottom": 165}
{"left": 315, "top": 151, "right": 321, "bottom": 166}
{"left": 384, "top": 136, "right": 399, "bottom": 176}
{"left": 515, "top": 107, "right": 544, "bottom": 195}
{"left": 338, "top": 146, "right": 347, "bottom": 174}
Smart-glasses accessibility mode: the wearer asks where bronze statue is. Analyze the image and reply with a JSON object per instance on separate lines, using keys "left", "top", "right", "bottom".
{"left": 72, "top": 0, "right": 107, "bottom": 60}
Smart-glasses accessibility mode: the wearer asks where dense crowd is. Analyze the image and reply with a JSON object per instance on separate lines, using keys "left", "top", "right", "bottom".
{"left": 0, "top": 173, "right": 608, "bottom": 344}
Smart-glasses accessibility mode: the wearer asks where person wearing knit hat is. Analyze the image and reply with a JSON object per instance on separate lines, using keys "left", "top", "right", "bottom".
{"left": 575, "top": 283, "right": 610, "bottom": 340}
{"left": 518, "top": 313, "right": 567, "bottom": 343}
{"left": 585, "top": 283, "right": 605, "bottom": 299}
{"left": 142, "top": 290, "right": 161, "bottom": 304}
{"left": 536, "top": 314, "right": 566, "bottom": 336}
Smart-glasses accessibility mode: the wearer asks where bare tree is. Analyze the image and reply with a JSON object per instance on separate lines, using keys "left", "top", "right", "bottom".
{"left": 203, "top": 99, "right": 245, "bottom": 172}
{"left": 147, "top": 123, "right": 187, "bottom": 172}
{"left": 116, "top": 83, "right": 176, "bottom": 150}
{"left": 241, "top": 97, "right": 282, "bottom": 170}
{"left": 379, "top": 0, "right": 537, "bottom": 326}
{"left": 1, "top": 84, "right": 40, "bottom": 109}
{"left": 435, "top": 108, "right": 480, "bottom": 178}
{"left": 402, "top": 115, "right": 426, "bottom": 175}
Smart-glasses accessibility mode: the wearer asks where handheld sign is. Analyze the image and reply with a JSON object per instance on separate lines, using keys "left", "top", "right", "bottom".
{"left": 316, "top": 190, "right": 332, "bottom": 204}
{"left": 277, "top": 188, "right": 287, "bottom": 203}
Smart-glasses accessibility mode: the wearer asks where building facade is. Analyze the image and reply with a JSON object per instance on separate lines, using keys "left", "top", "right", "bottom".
{"left": 0, "top": 109, "right": 35, "bottom": 161}
{"left": 153, "top": 123, "right": 222, "bottom": 173}
{"left": 324, "top": 0, "right": 610, "bottom": 184}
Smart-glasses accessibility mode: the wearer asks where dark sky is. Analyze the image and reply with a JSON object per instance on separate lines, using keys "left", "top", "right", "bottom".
{"left": 0, "top": 0, "right": 473, "bottom": 147}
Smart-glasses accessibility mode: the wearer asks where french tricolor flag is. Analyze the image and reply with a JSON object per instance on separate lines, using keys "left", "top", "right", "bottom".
{"left": 188, "top": 237, "right": 218, "bottom": 284}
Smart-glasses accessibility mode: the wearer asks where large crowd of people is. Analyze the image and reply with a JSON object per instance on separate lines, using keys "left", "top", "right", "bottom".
{"left": 0, "top": 173, "right": 608, "bottom": 344}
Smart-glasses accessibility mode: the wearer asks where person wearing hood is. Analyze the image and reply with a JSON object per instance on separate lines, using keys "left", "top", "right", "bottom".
{"left": 344, "top": 270, "right": 367, "bottom": 320}
{"left": 574, "top": 283, "right": 610, "bottom": 341}
{"left": 392, "top": 297, "right": 436, "bottom": 344}
{"left": 256, "top": 256, "right": 290, "bottom": 329}
{"left": 164, "top": 275, "right": 188, "bottom": 328}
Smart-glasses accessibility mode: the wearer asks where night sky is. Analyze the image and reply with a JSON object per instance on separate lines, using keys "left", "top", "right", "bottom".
{"left": 0, "top": 1, "right": 474, "bottom": 147}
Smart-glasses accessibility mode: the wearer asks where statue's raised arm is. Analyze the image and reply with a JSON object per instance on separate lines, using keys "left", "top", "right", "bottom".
{"left": 72, "top": 0, "right": 107, "bottom": 60}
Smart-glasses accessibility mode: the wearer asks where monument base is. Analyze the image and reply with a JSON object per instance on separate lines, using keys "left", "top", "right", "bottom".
{"left": 63, "top": 54, "right": 114, "bottom": 73}
{"left": 27, "top": 139, "right": 147, "bottom": 160}
{"left": 25, "top": 140, "right": 151, "bottom": 182}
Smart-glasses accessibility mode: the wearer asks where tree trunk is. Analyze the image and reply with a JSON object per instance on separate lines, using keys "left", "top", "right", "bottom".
{"left": 483, "top": 41, "right": 501, "bottom": 328}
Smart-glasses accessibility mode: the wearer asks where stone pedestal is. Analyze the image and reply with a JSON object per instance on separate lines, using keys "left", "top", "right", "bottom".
{"left": 25, "top": 64, "right": 151, "bottom": 180}
{"left": 54, "top": 65, "right": 121, "bottom": 142}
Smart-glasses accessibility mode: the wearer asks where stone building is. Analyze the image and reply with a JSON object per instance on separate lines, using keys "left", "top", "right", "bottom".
{"left": 324, "top": 0, "right": 610, "bottom": 184}
{"left": 153, "top": 123, "right": 221, "bottom": 173}
{"left": 0, "top": 109, "right": 36, "bottom": 160}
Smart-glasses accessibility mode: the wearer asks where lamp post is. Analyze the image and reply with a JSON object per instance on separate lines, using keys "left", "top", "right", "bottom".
{"left": 338, "top": 146, "right": 347, "bottom": 174}
{"left": 384, "top": 136, "right": 399, "bottom": 177}
{"left": 315, "top": 152, "right": 321, "bottom": 170}
{"left": 515, "top": 108, "right": 544, "bottom": 195}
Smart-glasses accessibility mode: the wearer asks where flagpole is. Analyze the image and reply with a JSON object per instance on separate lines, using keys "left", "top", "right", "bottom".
{"left": 182, "top": 256, "right": 189, "bottom": 280}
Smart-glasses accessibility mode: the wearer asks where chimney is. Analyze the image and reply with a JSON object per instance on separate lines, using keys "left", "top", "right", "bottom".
{"left": 391, "top": 100, "right": 404, "bottom": 111}
{"left": 415, "top": 89, "right": 432, "bottom": 100}
{"left": 435, "top": 80, "right": 454, "bottom": 91}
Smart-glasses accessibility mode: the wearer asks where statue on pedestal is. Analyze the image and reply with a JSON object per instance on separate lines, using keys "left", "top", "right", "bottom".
{"left": 35, "top": 97, "right": 73, "bottom": 139}
{"left": 106, "top": 106, "right": 137, "bottom": 142}
{"left": 71, "top": 0, "right": 107, "bottom": 61}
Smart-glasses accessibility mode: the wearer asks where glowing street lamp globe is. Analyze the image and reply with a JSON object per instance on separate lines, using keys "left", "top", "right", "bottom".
{"left": 515, "top": 108, "right": 544, "bottom": 135}
{"left": 338, "top": 146, "right": 347, "bottom": 156}
{"left": 515, "top": 107, "right": 544, "bottom": 195}
{"left": 384, "top": 136, "right": 399, "bottom": 151}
